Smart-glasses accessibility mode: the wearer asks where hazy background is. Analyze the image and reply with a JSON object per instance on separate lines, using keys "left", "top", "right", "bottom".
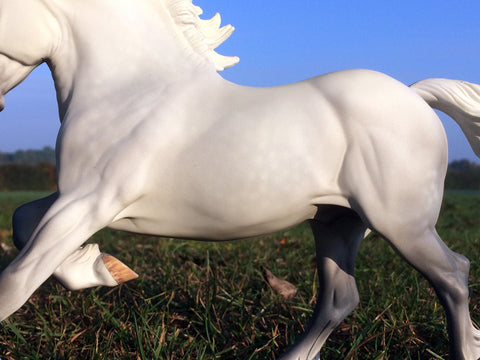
{"left": 1, "top": 0, "right": 479, "bottom": 162}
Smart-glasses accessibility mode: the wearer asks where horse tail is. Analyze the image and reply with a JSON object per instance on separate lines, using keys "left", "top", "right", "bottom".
{"left": 410, "top": 78, "right": 480, "bottom": 158}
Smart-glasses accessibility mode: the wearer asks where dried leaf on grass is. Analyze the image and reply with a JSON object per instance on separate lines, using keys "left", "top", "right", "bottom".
{"left": 0, "top": 229, "right": 9, "bottom": 240}
{"left": 264, "top": 268, "right": 297, "bottom": 301}
{"left": 0, "top": 229, "right": 13, "bottom": 253}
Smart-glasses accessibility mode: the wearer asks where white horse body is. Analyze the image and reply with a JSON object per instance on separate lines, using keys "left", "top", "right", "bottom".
{"left": 108, "top": 78, "right": 345, "bottom": 239}
{"left": 63, "top": 69, "right": 443, "bottom": 241}
{"left": 1, "top": 0, "right": 480, "bottom": 359}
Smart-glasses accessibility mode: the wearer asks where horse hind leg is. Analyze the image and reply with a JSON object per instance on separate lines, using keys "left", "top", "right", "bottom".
{"left": 376, "top": 223, "right": 480, "bottom": 360}
{"left": 279, "top": 207, "right": 366, "bottom": 360}
{"left": 12, "top": 193, "right": 137, "bottom": 290}
{"left": 350, "top": 173, "right": 480, "bottom": 359}
{"left": 355, "top": 166, "right": 480, "bottom": 360}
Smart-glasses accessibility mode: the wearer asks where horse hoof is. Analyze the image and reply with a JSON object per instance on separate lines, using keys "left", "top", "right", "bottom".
{"left": 102, "top": 254, "right": 138, "bottom": 284}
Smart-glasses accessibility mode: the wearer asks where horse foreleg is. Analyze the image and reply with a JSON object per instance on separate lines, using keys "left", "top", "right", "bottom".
{"left": 278, "top": 209, "right": 366, "bottom": 360}
{"left": 12, "top": 193, "right": 137, "bottom": 290}
{"left": 0, "top": 193, "right": 127, "bottom": 320}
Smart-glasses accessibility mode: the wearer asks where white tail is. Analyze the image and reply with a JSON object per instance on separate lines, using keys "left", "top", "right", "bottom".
{"left": 411, "top": 78, "right": 480, "bottom": 158}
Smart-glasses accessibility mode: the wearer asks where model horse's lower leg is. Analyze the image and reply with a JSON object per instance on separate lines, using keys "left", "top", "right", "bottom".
{"left": 279, "top": 209, "right": 366, "bottom": 360}
{"left": 0, "top": 192, "right": 130, "bottom": 320}
{"left": 384, "top": 227, "right": 480, "bottom": 360}
{"left": 12, "top": 192, "right": 137, "bottom": 290}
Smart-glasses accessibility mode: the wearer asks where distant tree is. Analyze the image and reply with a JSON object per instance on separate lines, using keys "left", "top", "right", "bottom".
{"left": 0, "top": 147, "right": 56, "bottom": 190}
{"left": 0, "top": 163, "right": 56, "bottom": 191}
{"left": 0, "top": 146, "right": 55, "bottom": 165}
{"left": 445, "top": 159, "right": 480, "bottom": 190}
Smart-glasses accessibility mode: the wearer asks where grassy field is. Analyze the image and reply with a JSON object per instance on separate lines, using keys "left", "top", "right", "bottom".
{"left": 0, "top": 191, "right": 479, "bottom": 359}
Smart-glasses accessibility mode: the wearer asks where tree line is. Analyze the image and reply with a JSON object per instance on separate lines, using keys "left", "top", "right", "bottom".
{"left": 0, "top": 148, "right": 479, "bottom": 191}
{"left": 0, "top": 147, "right": 56, "bottom": 191}
{"left": 444, "top": 159, "right": 480, "bottom": 190}
{"left": 0, "top": 146, "right": 55, "bottom": 165}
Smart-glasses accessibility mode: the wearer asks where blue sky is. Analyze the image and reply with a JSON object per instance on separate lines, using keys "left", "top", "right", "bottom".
{"left": 1, "top": 0, "right": 480, "bottom": 162}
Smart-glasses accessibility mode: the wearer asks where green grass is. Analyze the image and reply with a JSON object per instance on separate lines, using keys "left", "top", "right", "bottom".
{"left": 0, "top": 191, "right": 479, "bottom": 359}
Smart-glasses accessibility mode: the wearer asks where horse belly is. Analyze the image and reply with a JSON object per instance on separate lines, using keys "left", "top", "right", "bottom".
{"left": 112, "top": 82, "right": 349, "bottom": 239}
{"left": 109, "top": 196, "right": 319, "bottom": 240}
{"left": 111, "top": 141, "right": 346, "bottom": 240}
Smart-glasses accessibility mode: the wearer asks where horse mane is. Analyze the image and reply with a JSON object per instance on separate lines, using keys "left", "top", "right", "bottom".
{"left": 165, "top": 0, "right": 239, "bottom": 71}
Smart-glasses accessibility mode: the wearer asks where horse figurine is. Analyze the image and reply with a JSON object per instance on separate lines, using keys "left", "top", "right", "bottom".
{"left": 1, "top": 0, "right": 480, "bottom": 358}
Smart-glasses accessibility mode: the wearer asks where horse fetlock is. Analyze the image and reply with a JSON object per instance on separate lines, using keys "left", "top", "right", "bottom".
{"left": 464, "top": 326, "right": 480, "bottom": 360}
{"left": 54, "top": 244, "right": 133, "bottom": 290}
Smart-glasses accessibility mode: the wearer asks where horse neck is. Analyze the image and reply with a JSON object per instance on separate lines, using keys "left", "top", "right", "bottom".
{"left": 47, "top": 0, "right": 222, "bottom": 120}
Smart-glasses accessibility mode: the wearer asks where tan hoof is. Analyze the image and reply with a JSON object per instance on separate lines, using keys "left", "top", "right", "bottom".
{"left": 102, "top": 254, "right": 138, "bottom": 284}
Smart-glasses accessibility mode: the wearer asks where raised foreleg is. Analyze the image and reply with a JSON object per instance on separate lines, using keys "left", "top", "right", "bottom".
{"left": 279, "top": 208, "right": 366, "bottom": 360}
{"left": 12, "top": 192, "right": 137, "bottom": 290}
{"left": 0, "top": 191, "right": 130, "bottom": 320}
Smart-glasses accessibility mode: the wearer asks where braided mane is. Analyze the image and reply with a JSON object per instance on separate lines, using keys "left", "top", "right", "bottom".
{"left": 165, "top": 0, "right": 239, "bottom": 71}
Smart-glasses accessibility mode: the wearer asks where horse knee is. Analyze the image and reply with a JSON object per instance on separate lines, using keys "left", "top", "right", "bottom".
{"left": 437, "top": 268, "right": 470, "bottom": 305}
{"left": 453, "top": 252, "right": 470, "bottom": 279}
{"left": 341, "top": 278, "right": 359, "bottom": 312}
{"left": 329, "top": 272, "right": 359, "bottom": 319}
{"left": 430, "top": 251, "right": 470, "bottom": 305}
